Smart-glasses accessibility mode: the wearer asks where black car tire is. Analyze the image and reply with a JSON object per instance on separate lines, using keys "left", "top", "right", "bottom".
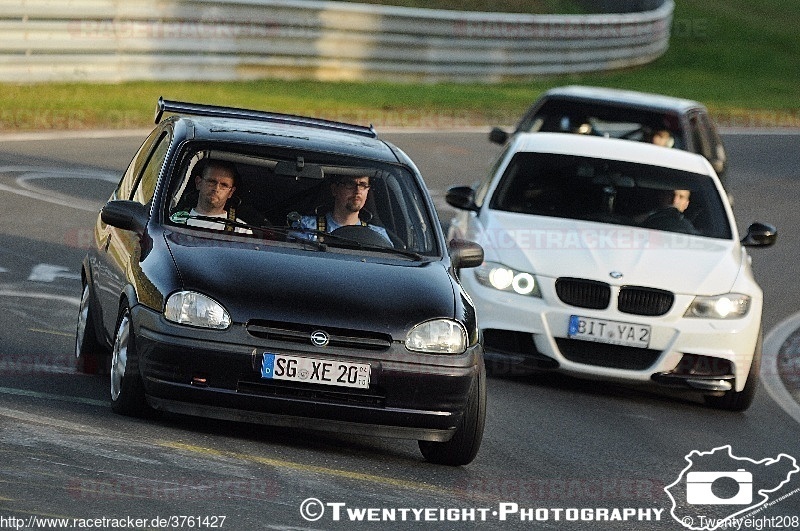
{"left": 75, "top": 282, "right": 104, "bottom": 374}
{"left": 704, "top": 331, "right": 762, "bottom": 412}
{"left": 110, "top": 307, "right": 150, "bottom": 416}
{"left": 418, "top": 364, "right": 486, "bottom": 466}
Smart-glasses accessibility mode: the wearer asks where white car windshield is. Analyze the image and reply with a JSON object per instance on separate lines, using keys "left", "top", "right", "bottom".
{"left": 489, "top": 152, "right": 732, "bottom": 240}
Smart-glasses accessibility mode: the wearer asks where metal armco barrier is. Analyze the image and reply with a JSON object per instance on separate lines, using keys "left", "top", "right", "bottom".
{"left": 0, "top": 0, "right": 674, "bottom": 82}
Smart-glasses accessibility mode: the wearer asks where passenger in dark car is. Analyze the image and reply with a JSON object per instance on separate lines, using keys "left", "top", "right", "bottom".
{"left": 170, "top": 160, "right": 252, "bottom": 234}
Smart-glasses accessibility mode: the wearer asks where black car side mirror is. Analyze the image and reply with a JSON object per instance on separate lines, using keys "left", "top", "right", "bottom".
{"left": 489, "top": 127, "right": 509, "bottom": 145}
{"left": 446, "top": 186, "right": 479, "bottom": 212}
{"left": 449, "top": 239, "right": 484, "bottom": 270}
{"left": 101, "top": 200, "right": 150, "bottom": 236}
{"left": 741, "top": 222, "right": 777, "bottom": 248}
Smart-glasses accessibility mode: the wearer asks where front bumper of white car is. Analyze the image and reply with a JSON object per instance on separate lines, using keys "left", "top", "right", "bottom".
{"left": 462, "top": 273, "right": 761, "bottom": 394}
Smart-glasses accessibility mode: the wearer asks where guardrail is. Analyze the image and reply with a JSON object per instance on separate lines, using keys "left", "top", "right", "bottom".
{"left": 0, "top": 0, "right": 674, "bottom": 83}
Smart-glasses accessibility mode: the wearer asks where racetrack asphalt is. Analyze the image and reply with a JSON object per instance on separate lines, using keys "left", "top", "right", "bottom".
{"left": 1, "top": 126, "right": 799, "bottom": 422}
{"left": 765, "top": 313, "right": 800, "bottom": 424}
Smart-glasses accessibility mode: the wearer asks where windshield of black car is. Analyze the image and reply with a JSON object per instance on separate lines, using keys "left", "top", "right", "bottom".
{"left": 524, "top": 101, "right": 686, "bottom": 150}
{"left": 163, "top": 145, "right": 439, "bottom": 256}
{"left": 489, "top": 152, "right": 732, "bottom": 240}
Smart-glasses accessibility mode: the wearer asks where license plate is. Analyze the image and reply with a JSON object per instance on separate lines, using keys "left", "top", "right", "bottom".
{"left": 260, "top": 353, "right": 370, "bottom": 389}
{"left": 568, "top": 315, "right": 651, "bottom": 348}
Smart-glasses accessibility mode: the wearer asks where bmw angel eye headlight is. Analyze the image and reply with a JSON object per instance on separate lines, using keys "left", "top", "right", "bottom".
{"left": 164, "top": 291, "right": 232, "bottom": 329}
{"left": 685, "top": 294, "right": 751, "bottom": 319}
{"left": 474, "top": 261, "right": 541, "bottom": 297}
{"left": 406, "top": 319, "right": 468, "bottom": 354}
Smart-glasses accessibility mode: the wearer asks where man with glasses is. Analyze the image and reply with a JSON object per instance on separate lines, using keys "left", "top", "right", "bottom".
{"left": 295, "top": 174, "right": 390, "bottom": 242}
{"left": 170, "top": 160, "right": 252, "bottom": 234}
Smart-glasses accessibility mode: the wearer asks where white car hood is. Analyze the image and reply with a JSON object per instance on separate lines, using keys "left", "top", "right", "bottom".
{"left": 479, "top": 213, "right": 743, "bottom": 295}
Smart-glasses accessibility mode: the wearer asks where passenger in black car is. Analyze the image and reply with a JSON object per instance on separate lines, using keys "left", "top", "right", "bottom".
{"left": 651, "top": 129, "right": 675, "bottom": 148}
{"left": 170, "top": 160, "right": 252, "bottom": 234}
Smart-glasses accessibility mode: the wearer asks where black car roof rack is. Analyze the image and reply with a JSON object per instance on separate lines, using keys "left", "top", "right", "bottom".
{"left": 154, "top": 97, "right": 378, "bottom": 139}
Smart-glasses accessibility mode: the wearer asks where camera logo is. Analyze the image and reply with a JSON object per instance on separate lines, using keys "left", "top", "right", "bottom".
{"left": 665, "top": 445, "right": 799, "bottom": 531}
{"left": 686, "top": 469, "right": 752, "bottom": 505}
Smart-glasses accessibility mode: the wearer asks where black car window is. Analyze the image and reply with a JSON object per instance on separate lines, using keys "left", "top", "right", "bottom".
{"left": 115, "top": 127, "right": 166, "bottom": 201}
{"left": 165, "top": 145, "right": 439, "bottom": 255}
{"left": 132, "top": 132, "right": 170, "bottom": 206}
{"left": 521, "top": 100, "right": 686, "bottom": 150}
{"left": 698, "top": 112, "right": 725, "bottom": 161}
{"left": 689, "top": 112, "right": 713, "bottom": 160}
{"left": 489, "top": 152, "right": 732, "bottom": 240}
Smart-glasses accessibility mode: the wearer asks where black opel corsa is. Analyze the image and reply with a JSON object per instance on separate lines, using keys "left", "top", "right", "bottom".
{"left": 75, "top": 98, "right": 486, "bottom": 465}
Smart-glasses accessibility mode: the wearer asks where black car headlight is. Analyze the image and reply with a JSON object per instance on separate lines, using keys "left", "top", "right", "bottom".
{"left": 474, "top": 261, "right": 542, "bottom": 297}
{"left": 684, "top": 293, "right": 751, "bottom": 319}
{"left": 164, "top": 291, "right": 232, "bottom": 329}
{"left": 406, "top": 319, "right": 468, "bottom": 354}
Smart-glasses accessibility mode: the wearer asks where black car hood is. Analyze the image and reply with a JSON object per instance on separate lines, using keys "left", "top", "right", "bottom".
{"left": 164, "top": 232, "right": 456, "bottom": 337}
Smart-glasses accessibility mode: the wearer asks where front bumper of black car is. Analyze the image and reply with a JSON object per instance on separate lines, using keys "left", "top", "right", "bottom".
{"left": 130, "top": 304, "right": 483, "bottom": 442}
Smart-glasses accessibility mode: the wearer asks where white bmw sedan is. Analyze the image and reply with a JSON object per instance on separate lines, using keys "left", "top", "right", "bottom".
{"left": 447, "top": 133, "right": 776, "bottom": 411}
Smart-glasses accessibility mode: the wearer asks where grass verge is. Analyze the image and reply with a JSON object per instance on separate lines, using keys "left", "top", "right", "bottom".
{"left": 1, "top": 0, "right": 797, "bottom": 131}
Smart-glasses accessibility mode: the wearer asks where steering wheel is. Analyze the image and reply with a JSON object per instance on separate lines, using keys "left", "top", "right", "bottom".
{"left": 330, "top": 225, "right": 394, "bottom": 248}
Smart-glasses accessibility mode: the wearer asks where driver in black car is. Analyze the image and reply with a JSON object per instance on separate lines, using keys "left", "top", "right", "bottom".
{"left": 294, "top": 174, "right": 390, "bottom": 243}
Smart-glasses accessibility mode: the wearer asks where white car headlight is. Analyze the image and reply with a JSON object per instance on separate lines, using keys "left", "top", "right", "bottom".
{"left": 407, "top": 319, "right": 467, "bottom": 354}
{"left": 474, "top": 261, "right": 541, "bottom": 297}
{"left": 164, "top": 291, "right": 232, "bottom": 329}
{"left": 684, "top": 293, "right": 751, "bottom": 319}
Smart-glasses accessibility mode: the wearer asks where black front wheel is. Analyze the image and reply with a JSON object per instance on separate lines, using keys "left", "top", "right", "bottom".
{"left": 75, "top": 283, "right": 104, "bottom": 374}
{"left": 419, "top": 364, "right": 486, "bottom": 466}
{"left": 110, "top": 307, "right": 150, "bottom": 417}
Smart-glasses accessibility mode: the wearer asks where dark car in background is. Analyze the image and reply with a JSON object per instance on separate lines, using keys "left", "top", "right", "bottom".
{"left": 75, "top": 98, "right": 486, "bottom": 465}
{"left": 489, "top": 85, "right": 728, "bottom": 185}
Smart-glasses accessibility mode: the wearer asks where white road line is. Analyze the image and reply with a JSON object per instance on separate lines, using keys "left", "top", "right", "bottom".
{"left": 0, "top": 129, "right": 152, "bottom": 142}
{"left": 0, "top": 387, "right": 106, "bottom": 408}
{"left": 0, "top": 290, "right": 80, "bottom": 305}
{"left": 0, "top": 181, "right": 101, "bottom": 212}
{"left": 763, "top": 315, "right": 800, "bottom": 425}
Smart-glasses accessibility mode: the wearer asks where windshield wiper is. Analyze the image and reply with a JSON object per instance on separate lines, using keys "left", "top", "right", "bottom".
{"left": 252, "top": 225, "right": 329, "bottom": 251}
{"left": 181, "top": 215, "right": 266, "bottom": 234}
{"left": 182, "top": 219, "right": 420, "bottom": 258}
{"left": 296, "top": 229, "right": 422, "bottom": 260}
{"left": 348, "top": 241, "right": 423, "bottom": 261}
{"left": 178, "top": 216, "right": 327, "bottom": 251}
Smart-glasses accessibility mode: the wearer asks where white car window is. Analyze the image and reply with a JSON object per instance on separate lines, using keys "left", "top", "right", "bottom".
{"left": 489, "top": 152, "right": 731, "bottom": 240}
